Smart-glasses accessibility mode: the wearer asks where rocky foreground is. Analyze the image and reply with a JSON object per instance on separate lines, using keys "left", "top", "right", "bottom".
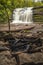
{"left": 0, "top": 23, "right": 43, "bottom": 65}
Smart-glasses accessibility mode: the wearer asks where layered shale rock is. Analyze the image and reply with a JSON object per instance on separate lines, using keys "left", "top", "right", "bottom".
{"left": 0, "top": 24, "right": 43, "bottom": 65}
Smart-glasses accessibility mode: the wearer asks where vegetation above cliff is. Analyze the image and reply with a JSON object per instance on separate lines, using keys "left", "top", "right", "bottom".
{"left": 0, "top": 0, "right": 43, "bottom": 23}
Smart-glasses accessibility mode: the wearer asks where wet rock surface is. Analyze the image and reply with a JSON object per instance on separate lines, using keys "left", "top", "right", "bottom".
{"left": 0, "top": 24, "right": 43, "bottom": 65}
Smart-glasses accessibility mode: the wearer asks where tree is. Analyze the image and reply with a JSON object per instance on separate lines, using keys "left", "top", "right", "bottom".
{"left": 0, "top": 0, "right": 43, "bottom": 24}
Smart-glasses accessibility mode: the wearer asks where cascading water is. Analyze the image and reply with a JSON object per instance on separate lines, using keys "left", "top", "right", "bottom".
{"left": 11, "top": 7, "right": 33, "bottom": 24}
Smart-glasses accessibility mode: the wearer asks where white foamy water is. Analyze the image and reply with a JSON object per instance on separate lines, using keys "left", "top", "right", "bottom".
{"left": 11, "top": 7, "right": 33, "bottom": 24}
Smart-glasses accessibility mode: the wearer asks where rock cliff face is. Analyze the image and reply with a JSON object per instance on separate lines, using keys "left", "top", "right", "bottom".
{"left": 0, "top": 24, "right": 43, "bottom": 65}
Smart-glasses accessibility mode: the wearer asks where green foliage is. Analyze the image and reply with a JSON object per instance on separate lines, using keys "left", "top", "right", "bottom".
{"left": 0, "top": 0, "right": 43, "bottom": 23}
{"left": 33, "top": 2, "right": 43, "bottom": 7}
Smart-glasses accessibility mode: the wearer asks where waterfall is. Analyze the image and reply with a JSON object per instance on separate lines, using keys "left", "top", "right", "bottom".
{"left": 11, "top": 7, "right": 33, "bottom": 24}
